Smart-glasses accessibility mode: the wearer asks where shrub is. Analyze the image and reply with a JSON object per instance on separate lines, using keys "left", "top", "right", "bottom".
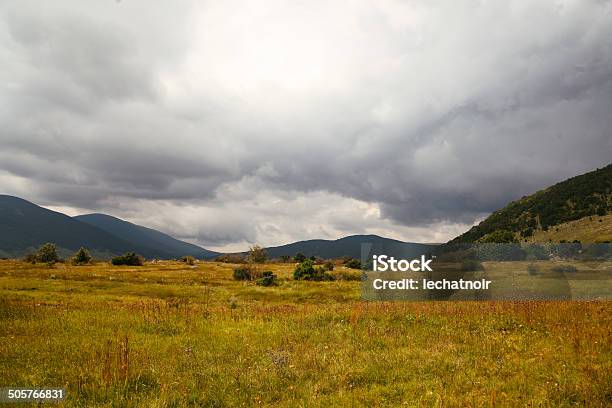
{"left": 36, "top": 243, "right": 59, "bottom": 265}
{"left": 255, "top": 271, "right": 277, "bottom": 287}
{"left": 181, "top": 255, "right": 195, "bottom": 265}
{"left": 551, "top": 265, "right": 578, "bottom": 273}
{"left": 111, "top": 252, "right": 144, "bottom": 266}
{"left": 527, "top": 263, "right": 540, "bottom": 276}
{"left": 233, "top": 266, "right": 253, "bottom": 280}
{"left": 313, "top": 266, "right": 335, "bottom": 281}
{"left": 294, "top": 252, "right": 306, "bottom": 263}
{"left": 294, "top": 260, "right": 334, "bottom": 281}
{"left": 344, "top": 258, "right": 362, "bottom": 269}
{"left": 461, "top": 259, "right": 484, "bottom": 271}
{"left": 232, "top": 265, "right": 264, "bottom": 281}
{"left": 323, "top": 261, "right": 334, "bottom": 271}
{"left": 247, "top": 245, "right": 267, "bottom": 263}
{"left": 293, "top": 259, "right": 314, "bottom": 280}
{"left": 72, "top": 247, "right": 92, "bottom": 265}
{"left": 280, "top": 255, "right": 291, "bottom": 263}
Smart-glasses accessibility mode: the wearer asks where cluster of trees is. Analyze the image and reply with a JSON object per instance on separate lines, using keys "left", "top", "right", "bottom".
{"left": 230, "top": 245, "right": 364, "bottom": 286}
{"left": 23, "top": 242, "right": 148, "bottom": 267}
{"left": 24, "top": 243, "right": 93, "bottom": 266}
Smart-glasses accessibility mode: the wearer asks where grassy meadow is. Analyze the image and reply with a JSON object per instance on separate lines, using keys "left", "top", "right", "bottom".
{"left": 0, "top": 259, "right": 611, "bottom": 407}
{"left": 526, "top": 214, "right": 612, "bottom": 244}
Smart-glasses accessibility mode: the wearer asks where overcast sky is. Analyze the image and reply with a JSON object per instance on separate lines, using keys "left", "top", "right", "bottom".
{"left": 1, "top": 0, "right": 611, "bottom": 251}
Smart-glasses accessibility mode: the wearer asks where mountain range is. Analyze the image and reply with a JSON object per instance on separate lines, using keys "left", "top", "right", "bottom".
{"left": 1, "top": 163, "right": 610, "bottom": 259}
{"left": 0, "top": 195, "right": 428, "bottom": 260}
{"left": 0, "top": 195, "right": 218, "bottom": 259}
{"left": 262, "top": 235, "right": 435, "bottom": 260}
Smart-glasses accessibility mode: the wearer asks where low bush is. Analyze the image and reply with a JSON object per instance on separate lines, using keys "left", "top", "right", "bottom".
{"left": 255, "top": 271, "right": 277, "bottom": 286}
{"left": 233, "top": 265, "right": 265, "bottom": 281}
{"left": 294, "top": 260, "right": 335, "bottom": 281}
{"left": 111, "top": 252, "right": 144, "bottom": 266}
{"left": 233, "top": 266, "right": 253, "bottom": 280}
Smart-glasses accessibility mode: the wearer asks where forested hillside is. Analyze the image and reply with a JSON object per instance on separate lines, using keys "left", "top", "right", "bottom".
{"left": 451, "top": 163, "right": 612, "bottom": 243}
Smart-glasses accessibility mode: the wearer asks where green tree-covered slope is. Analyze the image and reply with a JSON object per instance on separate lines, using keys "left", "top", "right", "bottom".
{"left": 451, "top": 163, "right": 612, "bottom": 243}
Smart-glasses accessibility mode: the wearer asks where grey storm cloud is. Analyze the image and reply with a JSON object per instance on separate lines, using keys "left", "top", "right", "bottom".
{"left": 1, "top": 0, "right": 611, "bottom": 249}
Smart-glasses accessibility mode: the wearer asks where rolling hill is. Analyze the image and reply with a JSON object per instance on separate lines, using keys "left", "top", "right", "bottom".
{"left": 262, "top": 235, "right": 436, "bottom": 260}
{"left": 0, "top": 195, "right": 136, "bottom": 259}
{"left": 450, "top": 163, "right": 612, "bottom": 243}
{"left": 0, "top": 195, "right": 218, "bottom": 259}
{"left": 74, "top": 213, "right": 218, "bottom": 259}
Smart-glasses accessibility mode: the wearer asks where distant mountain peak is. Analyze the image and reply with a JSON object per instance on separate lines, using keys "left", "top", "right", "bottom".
{"left": 261, "top": 234, "right": 436, "bottom": 259}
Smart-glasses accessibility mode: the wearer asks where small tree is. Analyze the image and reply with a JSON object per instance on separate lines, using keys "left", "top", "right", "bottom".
{"left": 294, "top": 259, "right": 314, "bottom": 280}
{"left": 247, "top": 245, "right": 267, "bottom": 263}
{"left": 294, "top": 252, "right": 306, "bottom": 263}
{"left": 72, "top": 247, "right": 92, "bottom": 265}
{"left": 36, "top": 243, "right": 59, "bottom": 265}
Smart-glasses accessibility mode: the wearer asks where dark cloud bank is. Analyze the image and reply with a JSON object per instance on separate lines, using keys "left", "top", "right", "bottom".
{"left": 1, "top": 1, "right": 611, "bottom": 250}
